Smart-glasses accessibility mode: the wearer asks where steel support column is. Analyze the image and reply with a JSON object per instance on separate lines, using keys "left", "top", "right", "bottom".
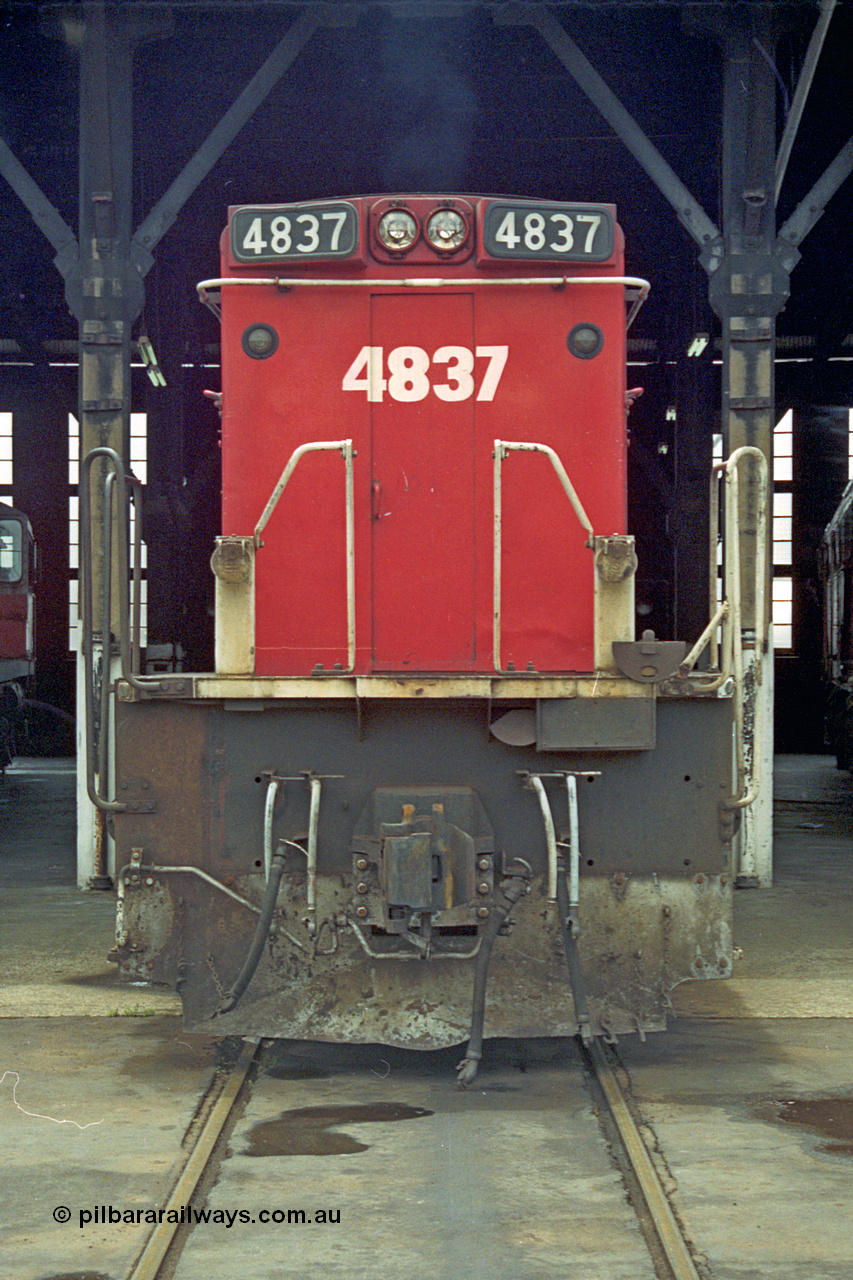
{"left": 65, "top": 3, "right": 167, "bottom": 887}
{"left": 500, "top": 2, "right": 778, "bottom": 882}
{"left": 64, "top": 5, "right": 325, "bottom": 885}
{"left": 708, "top": 13, "right": 784, "bottom": 887}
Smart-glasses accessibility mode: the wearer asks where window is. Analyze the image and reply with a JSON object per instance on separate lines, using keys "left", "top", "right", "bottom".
{"left": 0, "top": 410, "right": 12, "bottom": 499}
{"left": 773, "top": 410, "right": 793, "bottom": 650}
{"left": 0, "top": 517, "right": 23, "bottom": 582}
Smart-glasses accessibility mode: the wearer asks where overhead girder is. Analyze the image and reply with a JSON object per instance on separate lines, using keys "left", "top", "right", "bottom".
{"left": 495, "top": 4, "right": 723, "bottom": 261}
{"left": 0, "top": 3, "right": 850, "bottom": 355}
{"left": 774, "top": 0, "right": 837, "bottom": 206}
{"left": 130, "top": 5, "right": 348, "bottom": 273}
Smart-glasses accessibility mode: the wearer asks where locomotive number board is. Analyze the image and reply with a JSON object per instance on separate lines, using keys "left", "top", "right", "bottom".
{"left": 230, "top": 201, "right": 359, "bottom": 262}
{"left": 483, "top": 202, "right": 614, "bottom": 262}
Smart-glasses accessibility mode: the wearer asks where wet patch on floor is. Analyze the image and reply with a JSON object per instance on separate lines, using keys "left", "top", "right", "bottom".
{"left": 242, "top": 1102, "right": 434, "bottom": 1156}
{"left": 771, "top": 1097, "right": 853, "bottom": 1155}
{"left": 33, "top": 1273, "right": 115, "bottom": 1280}
{"left": 62, "top": 971, "right": 123, "bottom": 988}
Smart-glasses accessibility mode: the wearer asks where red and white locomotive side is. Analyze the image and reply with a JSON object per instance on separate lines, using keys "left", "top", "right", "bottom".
{"left": 105, "top": 195, "right": 742, "bottom": 1065}
{"left": 0, "top": 501, "right": 35, "bottom": 767}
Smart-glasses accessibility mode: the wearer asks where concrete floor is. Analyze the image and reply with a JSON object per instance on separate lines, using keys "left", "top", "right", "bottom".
{"left": 1, "top": 760, "right": 179, "bottom": 1018}
{"left": 620, "top": 1019, "right": 853, "bottom": 1279}
{"left": 171, "top": 1040, "right": 657, "bottom": 1280}
{"left": 2, "top": 755, "right": 852, "bottom": 1279}
{"left": 1, "top": 1015, "right": 219, "bottom": 1280}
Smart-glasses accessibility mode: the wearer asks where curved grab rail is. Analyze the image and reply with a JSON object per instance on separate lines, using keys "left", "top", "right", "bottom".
{"left": 79, "top": 448, "right": 128, "bottom": 813}
{"left": 254, "top": 439, "right": 355, "bottom": 673}
{"left": 80, "top": 449, "right": 163, "bottom": 812}
{"left": 680, "top": 447, "right": 769, "bottom": 806}
{"left": 493, "top": 439, "right": 594, "bottom": 674}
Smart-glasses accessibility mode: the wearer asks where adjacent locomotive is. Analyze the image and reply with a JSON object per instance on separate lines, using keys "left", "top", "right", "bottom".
{"left": 820, "top": 480, "right": 853, "bottom": 767}
{"left": 0, "top": 501, "right": 35, "bottom": 768}
{"left": 86, "top": 195, "right": 762, "bottom": 1075}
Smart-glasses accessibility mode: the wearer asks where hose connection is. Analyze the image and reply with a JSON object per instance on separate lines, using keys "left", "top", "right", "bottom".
{"left": 456, "top": 858, "right": 532, "bottom": 1088}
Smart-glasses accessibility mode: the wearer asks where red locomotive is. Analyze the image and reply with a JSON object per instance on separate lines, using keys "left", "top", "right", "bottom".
{"left": 87, "top": 195, "right": 758, "bottom": 1078}
{"left": 217, "top": 196, "right": 629, "bottom": 679}
{"left": 0, "top": 501, "right": 36, "bottom": 768}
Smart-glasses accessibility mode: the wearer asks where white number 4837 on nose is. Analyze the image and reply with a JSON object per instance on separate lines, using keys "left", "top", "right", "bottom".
{"left": 342, "top": 345, "right": 508, "bottom": 403}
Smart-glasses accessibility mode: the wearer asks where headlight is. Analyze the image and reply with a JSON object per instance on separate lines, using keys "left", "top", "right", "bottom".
{"left": 377, "top": 209, "right": 419, "bottom": 251}
{"left": 425, "top": 209, "right": 468, "bottom": 251}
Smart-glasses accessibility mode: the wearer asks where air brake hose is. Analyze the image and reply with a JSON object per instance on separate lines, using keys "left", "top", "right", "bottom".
{"left": 456, "top": 858, "right": 532, "bottom": 1089}
{"left": 217, "top": 850, "right": 286, "bottom": 1015}
{"left": 555, "top": 852, "right": 592, "bottom": 1044}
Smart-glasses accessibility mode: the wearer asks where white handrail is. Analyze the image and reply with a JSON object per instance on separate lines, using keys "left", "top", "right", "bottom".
{"left": 199, "top": 272, "right": 649, "bottom": 291}
{"left": 530, "top": 775, "right": 559, "bottom": 902}
{"left": 493, "top": 439, "right": 595, "bottom": 674}
{"left": 197, "top": 275, "right": 650, "bottom": 327}
{"left": 254, "top": 439, "right": 355, "bottom": 673}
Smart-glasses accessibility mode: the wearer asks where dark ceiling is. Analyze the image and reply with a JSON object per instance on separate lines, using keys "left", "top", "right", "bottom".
{"left": 0, "top": 0, "right": 852, "bottom": 368}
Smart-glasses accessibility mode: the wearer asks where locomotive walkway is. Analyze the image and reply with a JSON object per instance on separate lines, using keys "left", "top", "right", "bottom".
{"left": 1, "top": 755, "right": 852, "bottom": 1279}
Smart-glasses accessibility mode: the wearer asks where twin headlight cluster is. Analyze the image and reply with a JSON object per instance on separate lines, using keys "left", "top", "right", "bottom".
{"left": 377, "top": 207, "right": 469, "bottom": 254}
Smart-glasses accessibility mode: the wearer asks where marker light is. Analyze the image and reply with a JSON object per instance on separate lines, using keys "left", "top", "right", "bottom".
{"left": 377, "top": 209, "right": 419, "bottom": 251}
{"left": 242, "top": 324, "right": 279, "bottom": 359}
{"left": 567, "top": 323, "right": 604, "bottom": 360}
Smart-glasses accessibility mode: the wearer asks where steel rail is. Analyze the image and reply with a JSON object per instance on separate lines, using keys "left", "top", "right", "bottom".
{"left": 588, "top": 1039, "right": 702, "bottom": 1280}
{"left": 123, "top": 1031, "right": 699, "bottom": 1280}
{"left": 127, "top": 1037, "right": 261, "bottom": 1280}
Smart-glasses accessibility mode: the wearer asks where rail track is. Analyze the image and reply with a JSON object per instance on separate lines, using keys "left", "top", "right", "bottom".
{"left": 581, "top": 1038, "right": 701, "bottom": 1280}
{"left": 125, "top": 1034, "right": 701, "bottom": 1280}
{"left": 128, "top": 1037, "right": 261, "bottom": 1280}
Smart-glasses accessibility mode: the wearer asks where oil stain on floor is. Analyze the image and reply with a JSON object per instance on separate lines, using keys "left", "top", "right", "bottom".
{"left": 771, "top": 1097, "right": 853, "bottom": 1155}
{"left": 242, "top": 1102, "right": 434, "bottom": 1156}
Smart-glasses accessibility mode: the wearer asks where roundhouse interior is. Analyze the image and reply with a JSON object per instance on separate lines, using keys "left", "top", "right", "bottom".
{"left": 1, "top": 1, "right": 850, "bottom": 754}
{"left": 3, "top": 7, "right": 853, "bottom": 1277}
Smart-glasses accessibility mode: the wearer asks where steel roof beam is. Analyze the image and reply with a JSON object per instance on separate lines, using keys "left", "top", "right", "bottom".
{"left": 0, "top": 136, "right": 78, "bottom": 269}
{"left": 774, "top": 0, "right": 837, "bottom": 206}
{"left": 777, "top": 134, "right": 853, "bottom": 272}
{"left": 130, "top": 7, "right": 328, "bottom": 270}
{"left": 497, "top": 3, "right": 722, "bottom": 266}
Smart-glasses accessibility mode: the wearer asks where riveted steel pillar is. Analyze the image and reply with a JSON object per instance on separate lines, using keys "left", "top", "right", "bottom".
{"left": 64, "top": 3, "right": 165, "bottom": 887}
{"left": 707, "top": 9, "right": 785, "bottom": 887}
